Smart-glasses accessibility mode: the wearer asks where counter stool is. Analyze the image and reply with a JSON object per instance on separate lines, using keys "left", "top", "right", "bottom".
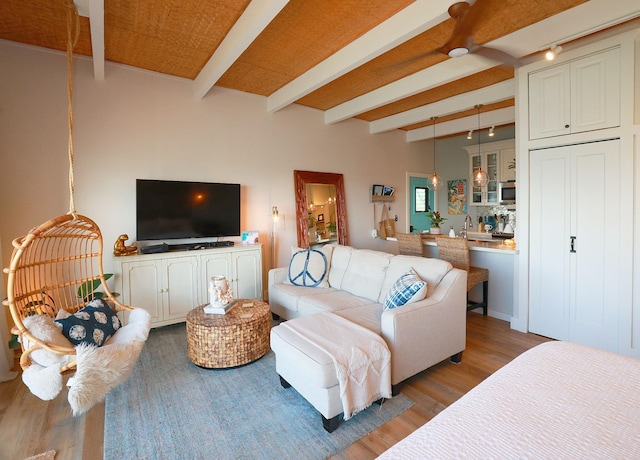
{"left": 396, "top": 232, "right": 424, "bottom": 256}
{"left": 435, "top": 236, "right": 488, "bottom": 315}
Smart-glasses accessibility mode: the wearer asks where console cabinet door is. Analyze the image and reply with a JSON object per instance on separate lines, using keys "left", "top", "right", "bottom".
{"left": 200, "top": 252, "right": 232, "bottom": 304}
{"left": 162, "top": 256, "right": 199, "bottom": 321}
{"left": 232, "top": 249, "right": 263, "bottom": 300}
{"left": 120, "top": 259, "right": 163, "bottom": 324}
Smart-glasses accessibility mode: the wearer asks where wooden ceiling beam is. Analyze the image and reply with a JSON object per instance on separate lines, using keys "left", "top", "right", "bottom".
{"left": 406, "top": 106, "right": 515, "bottom": 142}
{"left": 324, "top": 53, "right": 498, "bottom": 125}
{"left": 326, "top": 0, "right": 640, "bottom": 130}
{"left": 370, "top": 79, "right": 515, "bottom": 134}
{"left": 266, "top": 0, "right": 453, "bottom": 113}
{"left": 193, "top": 0, "right": 289, "bottom": 100}
{"left": 75, "top": 0, "right": 104, "bottom": 80}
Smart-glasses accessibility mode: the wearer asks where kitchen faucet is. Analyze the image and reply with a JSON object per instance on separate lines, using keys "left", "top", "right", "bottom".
{"left": 461, "top": 214, "right": 473, "bottom": 239}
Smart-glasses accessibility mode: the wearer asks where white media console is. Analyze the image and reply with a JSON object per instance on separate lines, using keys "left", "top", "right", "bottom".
{"left": 117, "top": 244, "right": 262, "bottom": 328}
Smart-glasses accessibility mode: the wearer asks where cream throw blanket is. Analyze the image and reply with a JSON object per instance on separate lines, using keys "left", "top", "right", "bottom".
{"left": 282, "top": 312, "right": 391, "bottom": 420}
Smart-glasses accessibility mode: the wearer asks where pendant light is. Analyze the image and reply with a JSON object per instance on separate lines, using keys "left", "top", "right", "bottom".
{"left": 430, "top": 116, "right": 443, "bottom": 190}
{"left": 472, "top": 104, "right": 489, "bottom": 188}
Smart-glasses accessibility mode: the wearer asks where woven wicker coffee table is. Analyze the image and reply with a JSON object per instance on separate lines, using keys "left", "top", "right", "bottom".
{"left": 186, "top": 299, "right": 271, "bottom": 368}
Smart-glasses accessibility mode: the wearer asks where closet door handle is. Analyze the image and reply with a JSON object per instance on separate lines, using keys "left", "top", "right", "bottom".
{"left": 570, "top": 236, "right": 576, "bottom": 253}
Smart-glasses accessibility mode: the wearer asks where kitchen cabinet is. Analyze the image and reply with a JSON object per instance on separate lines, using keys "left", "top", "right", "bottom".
{"left": 464, "top": 139, "right": 514, "bottom": 206}
{"left": 528, "top": 47, "right": 620, "bottom": 140}
{"left": 118, "top": 245, "right": 262, "bottom": 328}
{"left": 499, "top": 148, "right": 516, "bottom": 182}
{"left": 529, "top": 139, "right": 621, "bottom": 352}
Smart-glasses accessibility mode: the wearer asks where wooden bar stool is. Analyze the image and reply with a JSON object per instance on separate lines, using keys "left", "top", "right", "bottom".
{"left": 435, "top": 236, "right": 488, "bottom": 315}
{"left": 396, "top": 232, "right": 424, "bottom": 256}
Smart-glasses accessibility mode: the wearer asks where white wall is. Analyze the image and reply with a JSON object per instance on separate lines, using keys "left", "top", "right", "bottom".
{"left": 0, "top": 41, "right": 431, "bottom": 285}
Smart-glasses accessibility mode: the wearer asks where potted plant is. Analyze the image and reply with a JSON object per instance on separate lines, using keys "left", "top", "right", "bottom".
{"left": 426, "top": 211, "right": 446, "bottom": 234}
{"left": 326, "top": 221, "right": 337, "bottom": 235}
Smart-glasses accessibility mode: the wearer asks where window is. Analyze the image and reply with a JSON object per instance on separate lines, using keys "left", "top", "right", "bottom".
{"left": 415, "top": 186, "right": 429, "bottom": 213}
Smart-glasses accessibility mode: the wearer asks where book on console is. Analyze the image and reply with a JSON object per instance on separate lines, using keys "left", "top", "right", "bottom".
{"left": 204, "top": 300, "right": 237, "bottom": 315}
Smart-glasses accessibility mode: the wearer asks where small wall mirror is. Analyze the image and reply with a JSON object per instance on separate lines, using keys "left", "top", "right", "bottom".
{"left": 294, "top": 170, "right": 348, "bottom": 248}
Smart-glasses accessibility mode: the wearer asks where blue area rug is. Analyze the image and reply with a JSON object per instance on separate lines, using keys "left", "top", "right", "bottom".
{"left": 104, "top": 323, "right": 413, "bottom": 460}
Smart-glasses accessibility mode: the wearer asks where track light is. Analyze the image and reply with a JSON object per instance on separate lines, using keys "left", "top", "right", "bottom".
{"left": 545, "top": 44, "right": 562, "bottom": 61}
{"left": 489, "top": 126, "right": 495, "bottom": 137}
{"left": 467, "top": 130, "right": 473, "bottom": 140}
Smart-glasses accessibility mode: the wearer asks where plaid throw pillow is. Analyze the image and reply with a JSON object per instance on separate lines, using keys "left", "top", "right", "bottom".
{"left": 384, "top": 269, "right": 427, "bottom": 310}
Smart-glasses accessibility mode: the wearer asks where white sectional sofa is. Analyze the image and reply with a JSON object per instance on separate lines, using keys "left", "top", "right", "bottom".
{"left": 268, "top": 245, "right": 468, "bottom": 387}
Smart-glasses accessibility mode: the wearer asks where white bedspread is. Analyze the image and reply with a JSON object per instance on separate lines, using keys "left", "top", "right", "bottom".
{"left": 378, "top": 341, "right": 640, "bottom": 459}
{"left": 282, "top": 312, "right": 391, "bottom": 420}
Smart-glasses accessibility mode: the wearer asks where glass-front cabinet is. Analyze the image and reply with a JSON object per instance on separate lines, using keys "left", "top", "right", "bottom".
{"left": 464, "top": 139, "right": 515, "bottom": 207}
{"left": 469, "top": 151, "right": 498, "bottom": 205}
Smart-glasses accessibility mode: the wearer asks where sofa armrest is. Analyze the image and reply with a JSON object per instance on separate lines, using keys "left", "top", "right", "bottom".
{"left": 268, "top": 267, "right": 288, "bottom": 288}
{"left": 380, "top": 267, "right": 467, "bottom": 385}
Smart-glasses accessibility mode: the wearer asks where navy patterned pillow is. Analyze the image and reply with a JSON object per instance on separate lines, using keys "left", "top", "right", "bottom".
{"left": 55, "top": 298, "right": 121, "bottom": 347}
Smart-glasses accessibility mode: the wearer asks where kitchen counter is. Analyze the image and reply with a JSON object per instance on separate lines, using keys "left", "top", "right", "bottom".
{"left": 418, "top": 234, "right": 518, "bottom": 254}
{"left": 388, "top": 234, "right": 517, "bottom": 320}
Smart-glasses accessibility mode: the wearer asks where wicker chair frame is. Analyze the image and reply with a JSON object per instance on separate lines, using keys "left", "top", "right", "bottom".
{"left": 395, "top": 232, "right": 424, "bottom": 257}
{"left": 435, "top": 236, "right": 489, "bottom": 315}
{"left": 3, "top": 214, "right": 133, "bottom": 372}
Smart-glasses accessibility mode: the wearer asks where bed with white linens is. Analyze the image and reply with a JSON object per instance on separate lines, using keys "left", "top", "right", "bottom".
{"left": 378, "top": 341, "right": 640, "bottom": 459}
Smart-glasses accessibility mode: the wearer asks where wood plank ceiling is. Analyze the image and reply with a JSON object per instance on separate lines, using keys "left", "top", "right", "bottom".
{"left": 1, "top": 0, "right": 639, "bottom": 141}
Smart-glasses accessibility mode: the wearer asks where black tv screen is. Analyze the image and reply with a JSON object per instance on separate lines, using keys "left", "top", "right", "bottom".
{"left": 136, "top": 179, "right": 241, "bottom": 241}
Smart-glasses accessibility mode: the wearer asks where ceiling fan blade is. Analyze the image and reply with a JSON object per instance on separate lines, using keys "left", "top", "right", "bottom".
{"left": 471, "top": 44, "right": 521, "bottom": 68}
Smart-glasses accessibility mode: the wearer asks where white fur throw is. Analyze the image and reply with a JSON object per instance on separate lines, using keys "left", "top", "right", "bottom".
{"left": 21, "top": 315, "right": 73, "bottom": 368}
{"left": 68, "top": 340, "right": 145, "bottom": 416}
{"left": 22, "top": 363, "right": 63, "bottom": 400}
{"left": 19, "top": 308, "right": 152, "bottom": 415}
{"left": 67, "top": 308, "right": 151, "bottom": 415}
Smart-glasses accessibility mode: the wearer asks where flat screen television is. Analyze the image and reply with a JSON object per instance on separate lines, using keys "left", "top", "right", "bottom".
{"left": 136, "top": 179, "right": 241, "bottom": 241}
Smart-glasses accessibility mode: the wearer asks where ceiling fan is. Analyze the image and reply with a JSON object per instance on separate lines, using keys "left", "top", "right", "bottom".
{"left": 434, "top": 0, "right": 521, "bottom": 67}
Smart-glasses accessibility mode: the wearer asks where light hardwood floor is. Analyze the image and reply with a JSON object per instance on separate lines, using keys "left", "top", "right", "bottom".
{"left": 0, "top": 313, "right": 550, "bottom": 459}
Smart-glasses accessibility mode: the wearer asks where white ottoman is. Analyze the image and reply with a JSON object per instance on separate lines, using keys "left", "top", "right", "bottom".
{"left": 271, "top": 316, "right": 393, "bottom": 433}
{"left": 271, "top": 323, "right": 345, "bottom": 432}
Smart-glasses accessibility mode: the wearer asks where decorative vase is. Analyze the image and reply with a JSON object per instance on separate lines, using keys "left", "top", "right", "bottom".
{"left": 209, "top": 275, "right": 234, "bottom": 307}
{"left": 430, "top": 227, "right": 441, "bottom": 234}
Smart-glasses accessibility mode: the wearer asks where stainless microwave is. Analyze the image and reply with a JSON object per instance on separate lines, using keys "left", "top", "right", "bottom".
{"left": 498, "top": 181, "right": 516, "bottom": 205}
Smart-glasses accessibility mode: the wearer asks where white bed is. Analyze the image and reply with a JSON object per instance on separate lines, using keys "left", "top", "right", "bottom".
{"left": 378, "top": 341, "right": 640, "bottom": 459}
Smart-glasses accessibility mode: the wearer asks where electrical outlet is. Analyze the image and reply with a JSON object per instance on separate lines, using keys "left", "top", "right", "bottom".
{"left": 394, "top": 214, "right": 398, "bottom": 222}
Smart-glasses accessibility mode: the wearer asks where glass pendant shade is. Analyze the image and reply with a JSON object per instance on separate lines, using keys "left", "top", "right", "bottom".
{"left": 473, "top": 168, "right": 489, "bottom": 187}
{"left": 430, "top": 171, "right": 443, "bottom": 190}
{"left": 430, "top": 116, "right": 443, "bottom": 190}
{"left": 471, "top": 104, "right": 488, "bottom": 188}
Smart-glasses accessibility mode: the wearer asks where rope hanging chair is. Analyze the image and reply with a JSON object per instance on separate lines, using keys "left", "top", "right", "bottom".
{"left": 2, "top": 1, "right": 150, "bottom": 415}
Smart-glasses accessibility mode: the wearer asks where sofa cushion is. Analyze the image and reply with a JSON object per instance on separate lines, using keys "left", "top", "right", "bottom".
{"left": 327, "top": 245, "right": 354, "bottom": 289}
{"left": 341, "top": 249, "right": 392, "bottom": 302}
{"left": 270, "top": 282, "right": 334, "bottom": 313}
{"left": 336, "top": 304, "right": 383, "bottom": 335}
{"left": 384, "top": 269, "right": 427, "bottom": 310}
{"left": 285, "top": 246, "right": 333, "bottom": 288}
{"left": 297, "top": 290, "right": 377, "bottom": 316}
{"left": 378, "top": 256, "right": 452, "bottom": 303}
